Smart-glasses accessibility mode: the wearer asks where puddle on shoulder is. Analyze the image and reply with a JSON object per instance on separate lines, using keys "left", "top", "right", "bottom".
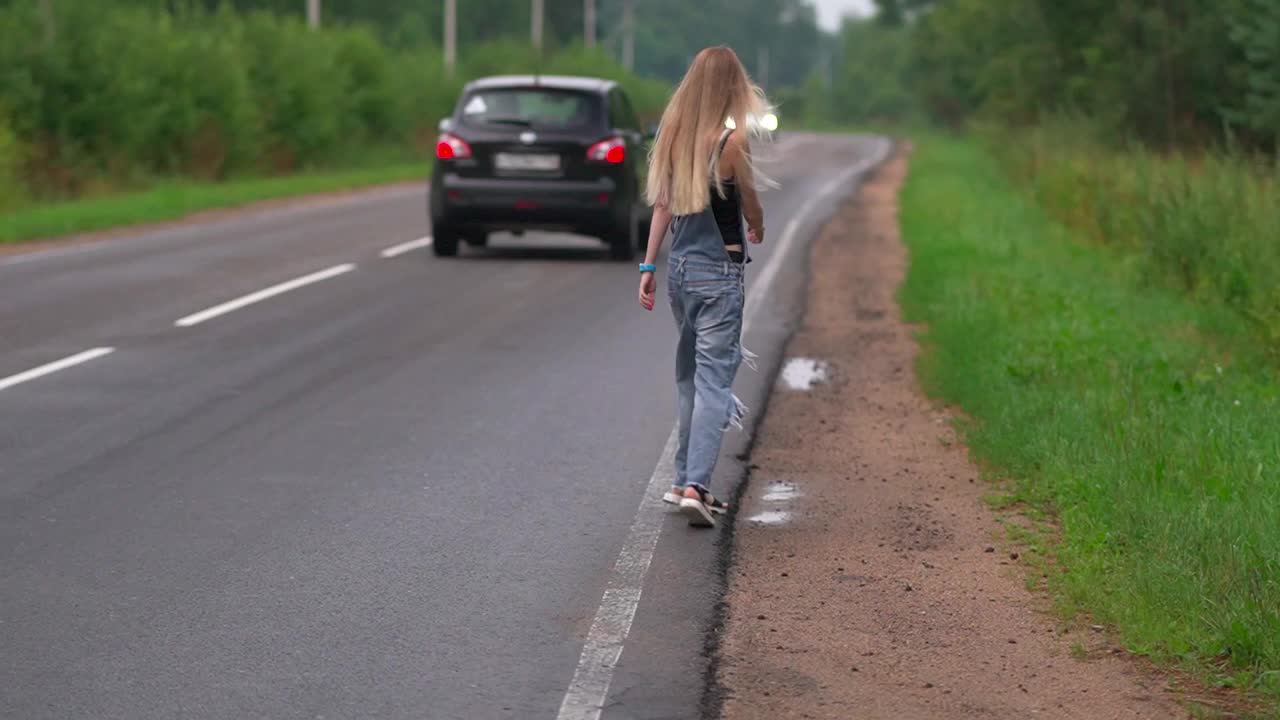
{"left": 778, "top": 357, "right": 828, "bottom": 391}
{"left": 745, "top": 510, "right": 791, "bottom": 525}
{"left": 761, "top": 481, "right": 800, "bottom": 502}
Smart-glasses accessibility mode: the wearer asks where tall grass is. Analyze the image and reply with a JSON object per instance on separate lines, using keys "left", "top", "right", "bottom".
{"left": 983, "top": 121, "right": 1280, "bottom": 356}
{"left": 900, "top": 135, "right": 1280, "bottom": 699}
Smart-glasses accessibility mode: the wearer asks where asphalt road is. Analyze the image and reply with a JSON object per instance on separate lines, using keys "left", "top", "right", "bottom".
{"left": 0, "top": 133, "right": 889, "bottom": 720}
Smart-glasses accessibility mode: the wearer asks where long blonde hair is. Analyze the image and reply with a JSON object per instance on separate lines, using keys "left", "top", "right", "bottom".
{"left": 645, "top": 46, "right": 771, "bottom": 215}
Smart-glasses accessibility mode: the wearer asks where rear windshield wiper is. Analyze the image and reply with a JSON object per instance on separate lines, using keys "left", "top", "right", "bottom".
{"left": 482, "top": 117, "right": 534, "bottom": 127}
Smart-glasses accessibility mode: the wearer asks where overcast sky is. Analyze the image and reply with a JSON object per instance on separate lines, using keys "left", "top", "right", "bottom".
{"left": 809, "top": 0, "right": 876, "bottom": 31}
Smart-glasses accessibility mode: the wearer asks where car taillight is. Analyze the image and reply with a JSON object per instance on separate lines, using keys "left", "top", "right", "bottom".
{"left": 587, "top": 137, "right": 625, "bottom": 164}
{"left": 436, "top": 133, "right": 471, "bottom": 160}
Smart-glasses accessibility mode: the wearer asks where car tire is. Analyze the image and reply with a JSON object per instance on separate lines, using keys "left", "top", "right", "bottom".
{"left": 433, "top": 229, "right": 460, "bottom": 257}
{"left": 609, "top": 223, "right": 636, "bottom": 261}
{"left": 637, "top": 214, "right": 652, "bottom": 250}
{"left": 464, "top": 232, "right": 488, "bottom": 247}
{"left": 608, "top": 206, "right": 638, "bottom": 261}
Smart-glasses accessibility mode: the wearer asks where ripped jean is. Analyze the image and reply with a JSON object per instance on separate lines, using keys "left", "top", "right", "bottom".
{"left": 668, "top": 258, "right": 751, "bottom": 493}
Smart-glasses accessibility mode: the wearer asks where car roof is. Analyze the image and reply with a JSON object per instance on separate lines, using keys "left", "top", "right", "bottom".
{"left": 464, "top": 75, "right": 616, "bottom": 94}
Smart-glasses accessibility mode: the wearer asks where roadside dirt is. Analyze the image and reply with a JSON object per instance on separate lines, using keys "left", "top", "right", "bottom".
{"left": 715, "top": 148, "right": 1190, "bottom": 719}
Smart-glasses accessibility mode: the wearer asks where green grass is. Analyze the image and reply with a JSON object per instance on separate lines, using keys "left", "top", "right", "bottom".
{"left": 0, "top": 163, "right": 428, "bottom": 244}
{"left": 899, "top": 134, "right": 1280, "bottom": 705}
{"left": 982, "top": 120, "right": 1280, "bottom": 356}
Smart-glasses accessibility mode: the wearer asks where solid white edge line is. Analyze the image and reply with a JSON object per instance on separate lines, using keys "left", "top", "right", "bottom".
{"left": 380, "top": 236, "right": 434, "bottom": 258}
{"left": 555, "top": 136, "right": 894, "bottom": 720}
{"left": 174, "top": 263, "right": 356, "bottom": 328}
{"left": 0, "top": 347, "right": 116, "bottom": 393}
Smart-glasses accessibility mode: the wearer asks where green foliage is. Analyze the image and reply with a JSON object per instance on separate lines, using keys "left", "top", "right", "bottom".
{"left": 236, "top": 11, "right": 345, "bottom": 169}
{"left": 986, "top": 120, "right": 1280, "bottom": 357}
{"left": 107, "top": 0, "right": 826, "bottom": 90}
{"left": 0, "top": 110, "right": 24, "bottom": 210}
{"left": 817, "top": 0, "right": 1275, "bottom": 154}
{"left": 901, "top": 134, "right": 1280, "bottom": 698}
{"left": 541, "top": 44, "right": 671, "bottom": 123}
{"left": 829, "top": 21, "right": 917, "bottom": 125}
{"left": 0, "top": 1, "right": 675, "bottom": 207}
{"left": 1230, "top": 0, "right": 1280, "bottom": 149}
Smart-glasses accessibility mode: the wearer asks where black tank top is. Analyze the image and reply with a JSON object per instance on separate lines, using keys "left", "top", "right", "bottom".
{"left": 709, "top": 130, "right": 744, "bottom": 248}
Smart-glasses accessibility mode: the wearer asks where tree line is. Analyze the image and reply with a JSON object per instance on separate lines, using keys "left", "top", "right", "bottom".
{"left": 27, "top": 0, "right": 827, "bottom": 89}
{"left": 823, "top": 0, "right": 1280, "bottom": 153}
{"left": 0, "top": 0, "right": 835, "bottom": 204}
{"left": 0, "top": 0, "right": 691, "bottom": 202}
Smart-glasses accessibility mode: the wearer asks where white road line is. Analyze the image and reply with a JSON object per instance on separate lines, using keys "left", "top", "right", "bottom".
{"left": 0, "top": 347, "right": 116, "bottom": 393}
{"left": 380, "top": 236, "right": 433, "bottom": 258}
{"left": 555, "top": 136, "right": 893, "bottom": 720}
{"left": 174, "top": 263, "right": 355, "bottom": 328}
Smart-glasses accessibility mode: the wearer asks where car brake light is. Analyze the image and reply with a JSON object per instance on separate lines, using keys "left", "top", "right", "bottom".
{"left": 587, "top": 137, "right": 625, "bottom": 164}
{"left": 436, "top": 132, "right": 471, "bottom": 160}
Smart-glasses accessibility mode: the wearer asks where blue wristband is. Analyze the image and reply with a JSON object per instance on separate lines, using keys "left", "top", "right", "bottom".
{"left": 638, "top": 263, "right": 656, "bottom": 273}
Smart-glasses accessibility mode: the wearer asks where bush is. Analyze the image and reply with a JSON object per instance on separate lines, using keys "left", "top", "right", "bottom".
{"left": 238, "top": 12, "right": 344, "bottom": 170}
{"left": 539, "top": 44, "right": 670, "bottom": 122}
{"left": 334, "top": 27, "right": 405, "bottom": 142}
{"left": 0, "top": 2, "right": 672, "bottom": 201}
{"left": 0, "top": 111, "right": 25, "bottom": 210}
{"left": 389, "top": 47, "right": 461, "bottom": 144}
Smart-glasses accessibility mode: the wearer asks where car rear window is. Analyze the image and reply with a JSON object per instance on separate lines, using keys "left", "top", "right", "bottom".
{"left": 457, "top": 88, "right": 602, "bottom": 131}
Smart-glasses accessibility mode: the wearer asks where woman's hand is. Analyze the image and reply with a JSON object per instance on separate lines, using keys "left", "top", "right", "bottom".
{"left": 747, "top": 227, "right": 764, "bottom": 244}
{"left": 638, "top": 272, "right": 656, "bottom": 311}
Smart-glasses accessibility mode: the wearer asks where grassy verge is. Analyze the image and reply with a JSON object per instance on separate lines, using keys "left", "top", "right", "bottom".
{"left": 898, "top": 135, "right": 1280, "bottom": 703}
{"left": 0, "top": 163, "right": 428, "bottom": 244}
{"left": 984, "top": 121, "right": 1280, "bottom": 357}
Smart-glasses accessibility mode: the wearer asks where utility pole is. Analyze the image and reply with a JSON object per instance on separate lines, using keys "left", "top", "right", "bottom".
{"left": 621, "top": 0, "right": 635, "bottom": 71}
{"left": 584, "top": 0, "right": 596, "bottom": 48}
{"left": 444, "top": 0, "right": 457, "bottom": 77}
{"left": 39, "top": 0, "right": 55, "bottom": 46}
{"left": 306, "top": 0, "right": 320, "bottom": 29}
{"left": 531, "top": 0, "right": 544, "bottom": 52}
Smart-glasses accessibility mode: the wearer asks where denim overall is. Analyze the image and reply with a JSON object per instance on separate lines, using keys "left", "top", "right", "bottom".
{"left": 666, "top": 156, "right": 755, "bottom": 495}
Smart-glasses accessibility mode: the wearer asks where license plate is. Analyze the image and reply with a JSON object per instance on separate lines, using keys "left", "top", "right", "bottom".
{"left": 494, "top": 153, "right": 560, "bottom": 172}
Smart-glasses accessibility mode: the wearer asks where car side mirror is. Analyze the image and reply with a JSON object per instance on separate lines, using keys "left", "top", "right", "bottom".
{"left": 438, "top": 118, "right": 454, "bottom": 133}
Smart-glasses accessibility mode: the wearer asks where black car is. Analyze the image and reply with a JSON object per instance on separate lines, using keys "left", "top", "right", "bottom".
{"left": 429, "top": 75, "right": 653, "bottom": 260}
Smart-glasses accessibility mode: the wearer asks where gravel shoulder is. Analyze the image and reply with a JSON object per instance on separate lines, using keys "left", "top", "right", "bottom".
{"left": 715, "top": 148, "right": 1189, "bottom": 720}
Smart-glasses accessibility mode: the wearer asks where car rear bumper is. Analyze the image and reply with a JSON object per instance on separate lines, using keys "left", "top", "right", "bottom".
{"left": 433, "top": 174, "right": 622, "bottom": 233}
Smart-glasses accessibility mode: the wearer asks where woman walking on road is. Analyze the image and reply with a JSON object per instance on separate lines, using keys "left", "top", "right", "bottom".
{"left": 637, "top": 46, "right": 770, "bottom": 528}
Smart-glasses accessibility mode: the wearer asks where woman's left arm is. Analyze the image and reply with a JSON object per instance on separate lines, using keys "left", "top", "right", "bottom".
{"left": 727, "top": 134, "right": 765, "bottom": 243}
{"left": 643, "top": 203, "right": 672, "bottom": 267}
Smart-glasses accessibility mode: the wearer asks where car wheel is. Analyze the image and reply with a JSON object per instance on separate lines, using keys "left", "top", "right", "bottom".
{"left": 433, "top": 229, "right": 460, "bottom": 257}
{"left": 637, "top": 214, "right": 652, "bottom": 250}
{"left": 609, "top": 219, "right": 636, "bottom": 261}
